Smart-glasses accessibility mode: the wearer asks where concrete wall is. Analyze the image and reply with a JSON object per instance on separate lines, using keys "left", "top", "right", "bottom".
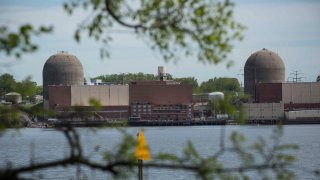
{"left": 285, "top": 110, "right": 320, "bottom": 120}
{"left": 48, "top": 85, "right": 129, "bottom": 108}
{"left": 282, "top": 82, "right": 320, "bottom": 104}
{"left": 243, "top": 102, "right": 284, "bottom": 120}
{"left": 71, "top": 85, "right": 129, "bottom": 106}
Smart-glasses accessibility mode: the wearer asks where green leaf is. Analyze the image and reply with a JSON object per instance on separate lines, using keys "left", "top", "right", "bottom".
{"left": 194, "top": 6, "right": 205, "bottom": 17}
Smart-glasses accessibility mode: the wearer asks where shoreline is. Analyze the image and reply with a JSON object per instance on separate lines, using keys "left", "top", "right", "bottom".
{"left": 36, "top": 119, "right": 320, "bottom": 128}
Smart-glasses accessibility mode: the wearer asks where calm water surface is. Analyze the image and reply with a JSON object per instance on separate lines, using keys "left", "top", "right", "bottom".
{"left": 0, "top": 125, "right": 319, "bottom": 179}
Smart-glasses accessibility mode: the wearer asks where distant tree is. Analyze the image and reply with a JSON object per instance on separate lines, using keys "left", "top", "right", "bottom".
{"left": 200, "top": 77, "right": 240, "bottom": 93}
{"left": 174, "top": 77, "right": 199, "bottom": 92}
{"left": 92, "top": 73, "right": 157, "bottom": 84}
{"left": 0, "top": 73, "right": 16, "bottom": 96}
{"left": 13, "top": 77, "right": 41, "bottom": 100}
{"left": 0, "top": 74, "right": 42, "bottom": 100}
{"left": 317, "top": 75, "right": 320, "bottom": 82}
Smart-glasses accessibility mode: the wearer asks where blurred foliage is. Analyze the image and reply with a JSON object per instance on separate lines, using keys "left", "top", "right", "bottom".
{"left": 1, "top": 1, "right": 317, "bottom": 179}
{"left": 209, "top": 94, "right": 246, "bottom": 123}
{"left": 64, "top": 0, "right": 245, "bottom": 64}
{"left": 29, "top": 102, "right": 46, "bottom": 117}
{"left": 102, "top": 129, "right": 137, "bottom": 178}
{"left": 89, "top": 98, "right": 102, "bottom": 111}
{"left": 0, "top": 105, "right": 23, "bottom": 130}
{"left": 153, "top": 125, "right": 300, "bottom": 179}
{"left": 0, "top": 126, "right": 306, "bottom": 179}
{"left": 0, "top": 24, "right": 52, "bottom": 58}
{"left": 211, "top": 95, "right": 236, "bottom": 115}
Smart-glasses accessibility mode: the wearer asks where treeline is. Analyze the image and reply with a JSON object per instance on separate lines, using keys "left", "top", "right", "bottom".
{"left": 0, "top": 73, "right": 42, "bottom": 100}
{"left": 92, "top": 73, "right": 159, "bottom": 84}
{"left": 92, "top": 73, "right": 240, "bottom": 94}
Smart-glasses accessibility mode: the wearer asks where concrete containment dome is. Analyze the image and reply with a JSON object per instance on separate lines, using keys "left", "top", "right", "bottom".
{"left": 244, "top": 48, "right": 285, "bottom": 98}
{"left": 42, "top": 51, "right": 84, "bottom": 99}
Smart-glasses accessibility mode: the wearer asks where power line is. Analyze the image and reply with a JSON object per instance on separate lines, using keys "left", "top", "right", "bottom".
{"left": 287, "top": 70, "right": 305, "bottom": 83}
{"left": 237, "top": 69, "right": 244, "bottom": 88}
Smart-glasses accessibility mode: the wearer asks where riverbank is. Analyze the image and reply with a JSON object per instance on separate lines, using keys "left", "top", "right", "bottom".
{"left": 44, "top": 118, "right": 320, "bottom": 127}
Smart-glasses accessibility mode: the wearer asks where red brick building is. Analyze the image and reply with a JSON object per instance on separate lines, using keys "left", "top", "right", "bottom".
{"left": 129, "top": 81, "right": 193, "bottom": 121}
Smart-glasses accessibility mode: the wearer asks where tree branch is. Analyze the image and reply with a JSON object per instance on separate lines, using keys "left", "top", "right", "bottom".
{"left": 104, "top": 0, "right": 144, "bottom": 29}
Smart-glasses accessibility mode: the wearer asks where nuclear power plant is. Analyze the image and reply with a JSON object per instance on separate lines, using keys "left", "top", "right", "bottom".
{"left": 243, "top": 48, "right": 320, "bottom": 123}
{"left": 42, "top": 49, "right": 320, "bottom": 125}
{"left": 43, "top": 52, "right": 193, "bottom": 124}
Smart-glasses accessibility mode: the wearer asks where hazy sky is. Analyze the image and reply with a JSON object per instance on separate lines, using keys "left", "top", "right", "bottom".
{"left": 0, "top": 0, "right": 319, "bottom": 85}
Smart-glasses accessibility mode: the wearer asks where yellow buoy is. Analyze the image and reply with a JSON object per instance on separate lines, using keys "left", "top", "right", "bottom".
{"left": 135, "top": 129, "right": 151, "bottom": 160}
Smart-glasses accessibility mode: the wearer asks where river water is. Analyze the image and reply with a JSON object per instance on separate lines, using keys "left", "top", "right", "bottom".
{"left": 0, "top": 125, "right": 319, "bottom": 179}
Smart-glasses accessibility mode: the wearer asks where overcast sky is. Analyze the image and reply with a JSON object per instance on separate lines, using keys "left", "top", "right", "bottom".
{"left": 0, "top": 0, "right": 319, "bottom": 85}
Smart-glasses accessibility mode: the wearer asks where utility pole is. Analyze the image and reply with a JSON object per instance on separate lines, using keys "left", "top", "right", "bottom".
{"left": 287, "top": 70, "right": 305, "bottom": 83}
{"left": 237, "top": 69, "right": 244, "bottom": 88}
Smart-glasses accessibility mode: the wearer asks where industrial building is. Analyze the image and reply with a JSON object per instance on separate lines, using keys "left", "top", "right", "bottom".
{"left": 256, "top": 82, "right": 320, "bottom": 109}
{"left": 43, "top": 52, "right": 130, "bottom": 120}
{"left": 243, "top": 48, "right": 320, "bottom": 122}
{"left": 48, "top": 85, "right": 129, "bottom": 119}
{"left": 129, "top": 67, "right": 193, "bottom": 121}
{"left": 43, "top": 52, "right": 193, "bottom": 122}
{"left": 42, "top": 50, "right": 319, "bottom": 124}
{"left": 129, "top": 80, "right": 193, "bottom": 121}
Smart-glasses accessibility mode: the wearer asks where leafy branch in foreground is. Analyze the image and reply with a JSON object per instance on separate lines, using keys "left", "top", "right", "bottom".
{"left": 64, "top": 0, "right": 245, "bottom": 64}
{"left": 0, "top": 24, "right": 53, "bottom": 58}
{"left": 1, "top": 125, "right": 315, "bottom": 180}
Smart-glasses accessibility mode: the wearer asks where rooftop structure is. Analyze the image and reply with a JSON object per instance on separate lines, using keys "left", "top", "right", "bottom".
{"left": 157, "top": 66, "right": 167, "bottom": 81}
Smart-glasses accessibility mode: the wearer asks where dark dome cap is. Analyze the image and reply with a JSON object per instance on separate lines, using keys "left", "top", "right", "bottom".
{"left": 245, "top": 48, "right": 285, "bottom": 70}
